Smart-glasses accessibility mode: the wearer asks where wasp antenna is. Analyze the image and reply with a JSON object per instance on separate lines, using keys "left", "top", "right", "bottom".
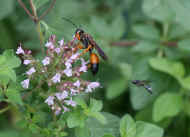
{"left": 62, "top": 17, "right": 78, "bottom": 28}
{"left": 79, "top": 24, "right": 83, "bottom": 29}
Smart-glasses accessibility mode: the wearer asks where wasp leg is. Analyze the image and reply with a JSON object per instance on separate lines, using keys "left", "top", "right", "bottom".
{"left": 78, "top": 45, "right": 93, "bottom": 58}
{"left": 73, "top": 42, "right": 84, "bottom": 53}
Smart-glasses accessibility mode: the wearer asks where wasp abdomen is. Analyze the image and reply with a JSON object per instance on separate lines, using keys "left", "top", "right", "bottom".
{"left": 91, "top": 64, "right": 99, "bottom": 75}
{"left": 90, "top": 53, "right": 99, "bottom": 75}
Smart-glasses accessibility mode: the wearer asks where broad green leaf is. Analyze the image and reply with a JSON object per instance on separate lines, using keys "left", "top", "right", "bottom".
{"left": 0, "top": 23, "right": 14, "bottom": 49}
{"left": 0, "top": 68, "right": 16, "bottom": 82}
{"left": 120, "top": 114, "right": 136, "bottom": 137}
{"left": 168, "top": 0, "right": 190, "bottom": 30}
{"left": 5, "top": 88, "right": 23, "bottom": 105}
{"left": 149, "top": 57, "right": 185, "bottom": 80}
{"left": 135, "top": 106, "right": 153, "bottom": 123}
{"left": 86, "top": 112, "right": 120, "bottom": 137}
{"left": 33, "top": 0, "right": 50, "bottom": 9}
{"left": 109, "top": 16, "right": 125, "bottom": 40}
{"left": 2, "top": 50, "right": 21, "bottom": 69}
{"left": 142, "top": 0, "right": 175, "bottom": 22}
{"left": 179, "top": 76, "right": 190, "bottom": 90}
{"left": 67, "top": 111, "right": 86, "bottom": 128}
{"left": 102, "top": 134, "right": 115, "bottom": 137}
{"left": 0, "top": 73, "right": 10, "bottom": 86}
{"left": 153, "top": 92, "right": 183, "bottom": 122}
{"left": 0, "top": 0, "right": 15, "bottom": 20}
{"left": 89, "top": 16, "right": 125, "bottom": 41}
{"left": 75, "top": 126, "right": 91, "bottom": 137}
{"left": 133, "top": 24, "right": 160, "bottom": 40}
{"left": 118, "top": 63, "right": 132, "bottom": 80}
{"left": 178, "top": 39, "right": 190, "bottom": 53}
{"left": 74, "top": 97, "right": 88, "bottom": 110}
{"left": 0, "top": 130, "right": 21, "bottom": 137}
{"left": 89, "top": 112, "right": 107, "bottom": 125}
{"left": 106, "top": 77, "right": 127, "bottom": 99}
{"left": 89, "top": 99, "right": 103, "bottom": 112}
{"left": 132, "top": 41, "right": 158, "bottom": 53}
{"left": 168, "top": 24, "right": 187, "bottom": 39}
{"left": 29, "top": 123, "right": 40, "bottom": 133}
{"left": 136, "top": 121, "right": 164, "bottom": 137}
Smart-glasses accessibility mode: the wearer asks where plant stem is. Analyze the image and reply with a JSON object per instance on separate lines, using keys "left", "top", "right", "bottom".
{"left": 36, "top": 21, "right": 45, "bottom": 54}
{"left": 39, "top": 0, "right": 57, "bottom": 20}
{"left": 0, "top": 106, "right": 10, "bottom": 114}
{"left": 17, "top": 0, "right": 34, "bottom": 20}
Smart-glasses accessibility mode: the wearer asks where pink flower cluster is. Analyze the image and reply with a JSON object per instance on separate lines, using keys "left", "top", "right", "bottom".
{"left": 17, "top": 35, "right": 100, "bottom": 115}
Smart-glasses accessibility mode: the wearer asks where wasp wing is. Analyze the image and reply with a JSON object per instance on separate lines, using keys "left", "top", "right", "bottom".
{"left": 141, "top": 80, "right": 151, "bottom": 84}
{"left": 87, "top": 34, "right": 108, "bottom": 60}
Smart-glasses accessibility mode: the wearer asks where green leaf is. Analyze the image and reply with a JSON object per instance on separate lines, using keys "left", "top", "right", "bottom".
{"left": 179, "top": 76, "right": 190, "bottom": 90}
{"left": 74, "top": 97, "right": 88, "bottom": 109}
{"left": 89, "top": 16, "right": 125, "bottom": 41}
{"left": 29, "top": 123, "right": 39, "bottom": 133}
{"left": 89, "top": 112, "right": 107, "bottom": 125}
{"left": 135, "top": 107, "right": 152, "bottom": 122}
{"left": 132, "top": 41, "right": 158, "bottom": 53}
{"left": 0, "top": 0, "right": 15, "bottom": 20}
{"left": 86, "top": 112, "right": 120, "bottom": 137}
{"left": 142, "top": 0, "right": 175, "bottom": 22}
{"left": 168, "top": 24, "right": 187, "bottom": 39}
{"left": 1, "top": 50, "right": 21, "bottom": 69}
{"left": 75, "top": 126, "right": 91, "bottom": 137}
{"left": 0, "top": 22, "right": 14, "bottom": 49}
{"left": 153, "top": 92, "right": 183, "bottom": 122}
{"left": 133, "top": 24, "right": 160, "bottom": 40}
{"left": 178, "top": 39, "right": 190, "bottom": 53}
{"left": 0, "top": 68, "right": 16, "bottom": 83}
{"left": 149, "top": 57, "right": 185, "bottom": 80}
{"left": 33, "top": 0, "right": 50, "bottom": 9}
{"left": 89, "top": 99, "right": 103, "bottom": 112}
{"left": 120, "top": 114, "right": 136, "bottom": 137}
{"left": 102, "top": 134, "right": 115, "bottom": 137}
{"left": 67, "top": 111, "right": 86, "bottom": 128}
{"left": 168, "top": 0, "right": 190, "bottom": 30}
{"left": 5, "top": 88, "right": 23, "bottom": 105}
{"left": 105, "top": 63, "right": 132, "bottom": 99}
{"left": 0, "top": 50, "right": 21, "bottom": 84}
{"left": 0, "top": 73, "right": 10, "bottom": 86}
{"left": 118, "top": 63, "right": 132, "bottom": 80}
{"left": 136, "top": 121, "right": 164, "bottom": 137}
{"left": 106, "top": 77, "right": 127, "bottom": 99}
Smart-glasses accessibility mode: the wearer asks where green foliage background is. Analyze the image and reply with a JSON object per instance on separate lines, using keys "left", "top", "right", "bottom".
{"left": 0, "top": 0, "right": 190, "bottom": 137}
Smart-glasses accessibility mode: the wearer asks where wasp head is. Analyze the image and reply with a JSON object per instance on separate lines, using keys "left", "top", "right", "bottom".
{"left": 75, "top": 28, "right": 84, "bottom": 40}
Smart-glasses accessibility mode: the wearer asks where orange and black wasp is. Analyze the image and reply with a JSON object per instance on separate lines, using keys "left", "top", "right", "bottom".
{"left": 62, "top": 17, "right": 108, "bottom": 75}
{"left": 131, "top": 80, "right": 152, "bottom": 94}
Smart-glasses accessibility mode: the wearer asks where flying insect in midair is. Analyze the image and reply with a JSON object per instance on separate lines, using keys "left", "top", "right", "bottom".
{"left": 131, "top": 80, "right": 153, "bottom": 94}
{"left": 62, "top": 17, "right": 108, "bottom": 75}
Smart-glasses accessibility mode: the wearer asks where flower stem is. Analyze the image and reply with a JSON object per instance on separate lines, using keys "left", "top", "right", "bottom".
{"left": 36, "top": 21, "right": 45, "bottom": 54}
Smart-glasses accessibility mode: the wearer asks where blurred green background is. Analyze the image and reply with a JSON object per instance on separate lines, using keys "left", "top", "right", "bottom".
{"left": 1, "top": 0, "right": 190, "bottom": 137}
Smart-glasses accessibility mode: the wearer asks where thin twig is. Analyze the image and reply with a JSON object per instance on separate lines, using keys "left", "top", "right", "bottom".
{"left": 162, "top": 41, "right": 178, "bottom": 47}
{"left": 17, "top": 0, "right": 34, "bottom": 20}
{"left": 38, "top": 0, "right": 56, "bottom": 20}
{"left": 29, "top": 0, "right": 38, "bottom": 18}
